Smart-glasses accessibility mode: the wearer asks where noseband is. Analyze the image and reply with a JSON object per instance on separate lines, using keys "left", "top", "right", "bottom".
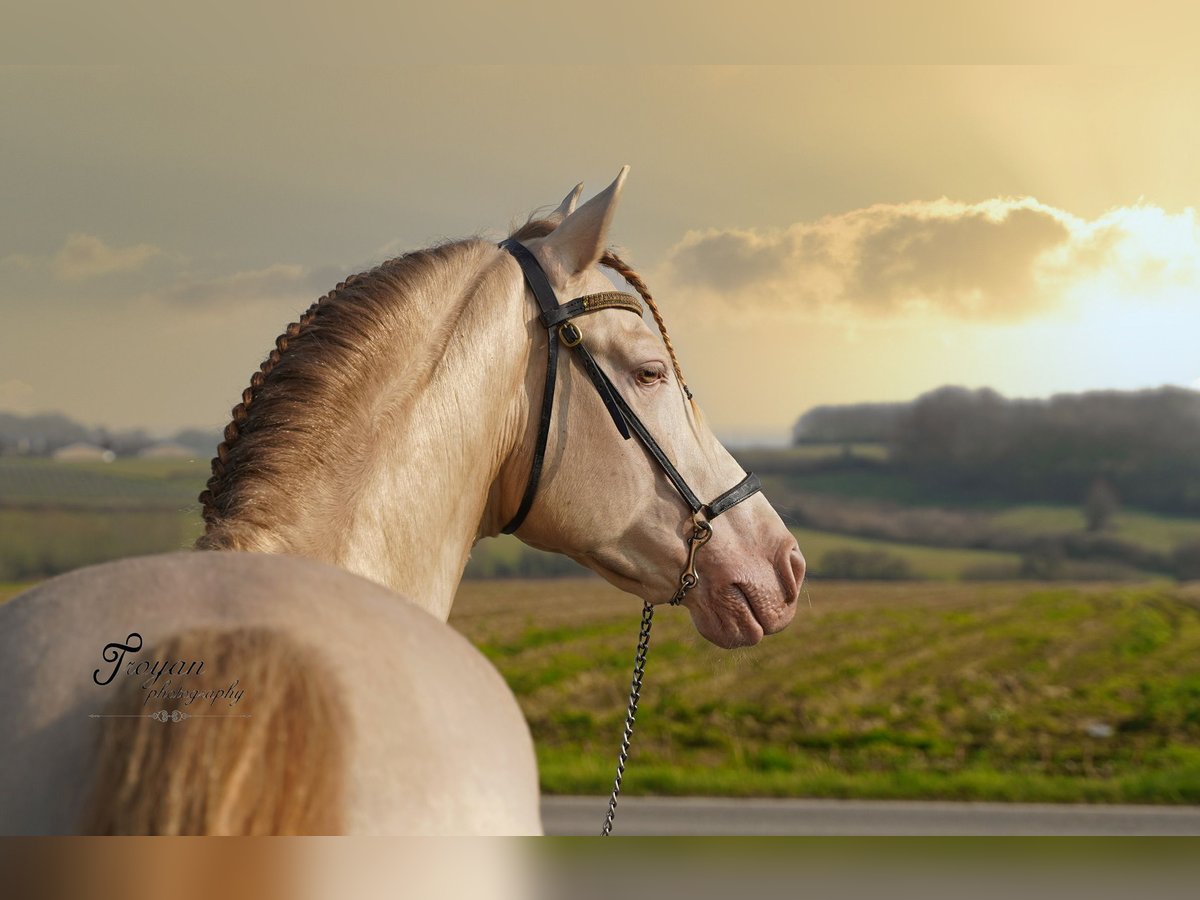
{"left": 500, "top": 238, "right": 762, "bottom": 605}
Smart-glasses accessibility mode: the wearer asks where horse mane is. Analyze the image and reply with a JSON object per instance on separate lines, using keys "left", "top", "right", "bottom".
{"left": 196, "top": 219, "right": 686, "bottom": 550}
{"left": 196, "top": 239, "right": 493, "bottom": 549}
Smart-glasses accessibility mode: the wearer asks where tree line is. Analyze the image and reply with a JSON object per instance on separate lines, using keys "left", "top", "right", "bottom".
{"left": 0, "top": 411, "right": 217, "bottom": 458}
{"left": 794, "top": 385, "right": 1200, "bottom": 515}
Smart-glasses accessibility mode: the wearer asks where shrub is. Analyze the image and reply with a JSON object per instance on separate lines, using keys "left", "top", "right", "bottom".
{"left": 1173, "top": 541, "right": 1200, "bottom": 581}
{"left": 1019, "top": 540, "right": 1067, "bottom": 580}
{"left": 816, "top": 548, "right": 915, "bottom": 580}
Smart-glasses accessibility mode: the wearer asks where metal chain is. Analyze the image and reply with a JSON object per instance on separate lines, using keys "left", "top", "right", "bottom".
{"left": 601, "top": 517, "right": 713, "bottom": 835}
{"left": 600, "top": 598, "right": 655, "bottom": 836}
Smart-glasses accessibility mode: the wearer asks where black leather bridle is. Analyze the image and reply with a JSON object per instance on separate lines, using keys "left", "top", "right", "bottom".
{"left": 499, "top": 238, "right": 762, "bottom": 605}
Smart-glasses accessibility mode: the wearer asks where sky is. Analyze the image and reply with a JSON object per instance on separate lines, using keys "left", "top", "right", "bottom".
{"left": 3, "top": 61, "right": 1200, "bottom": 443}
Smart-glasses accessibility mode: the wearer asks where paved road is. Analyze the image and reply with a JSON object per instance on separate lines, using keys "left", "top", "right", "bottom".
{"left": 542, "top": 795, "right": 1200, "bottom": 835}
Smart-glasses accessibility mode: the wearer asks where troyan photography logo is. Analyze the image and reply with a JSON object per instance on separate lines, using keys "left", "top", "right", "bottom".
{"left": 90, "top": 632, "right": 250, "bottom": 723}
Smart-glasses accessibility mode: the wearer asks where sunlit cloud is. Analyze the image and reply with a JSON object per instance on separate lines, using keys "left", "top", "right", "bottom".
{"left": 1046, "top": 205, "right": 1200, "bottom": 309}
{"left": 54, "top": 233, "right": 161, "bottom": 281}
{"left": 662, "top": 199, "right": 1200, "bottom": 323}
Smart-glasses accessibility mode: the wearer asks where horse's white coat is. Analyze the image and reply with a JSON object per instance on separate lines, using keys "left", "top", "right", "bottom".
{"left": 0, "top": 552, "right": 540, "bottom": 835}
{"left": 0, "top": 169, "right": 803, "bottom": 834}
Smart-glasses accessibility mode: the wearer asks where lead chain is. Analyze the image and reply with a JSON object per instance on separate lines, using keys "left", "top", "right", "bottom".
{"left": 600, "top": 598, "right": 655, "bottom": 836}
{"left": 601, "top": 518, "right": 714, "bottom": 835}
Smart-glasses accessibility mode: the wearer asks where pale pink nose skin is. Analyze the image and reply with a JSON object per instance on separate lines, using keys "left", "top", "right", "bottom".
{"left": 685, "top": 535, "right": 805, "bottom": 649}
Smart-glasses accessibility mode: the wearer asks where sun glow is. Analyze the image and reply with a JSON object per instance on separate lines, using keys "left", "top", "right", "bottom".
{"left": 1048, "top": 204, "right": 1200, "bottom": 309}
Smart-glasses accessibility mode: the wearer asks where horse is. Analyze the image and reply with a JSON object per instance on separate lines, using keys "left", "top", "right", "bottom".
{"left": 0, "top": 168, "right": 805, "bottom": 834}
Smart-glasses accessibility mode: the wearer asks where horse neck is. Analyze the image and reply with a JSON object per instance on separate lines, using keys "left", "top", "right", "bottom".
{"left": 202, "top": 247, "right": 532, "bottom": 621}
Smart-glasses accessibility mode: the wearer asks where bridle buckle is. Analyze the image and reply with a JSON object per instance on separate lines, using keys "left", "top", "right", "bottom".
{"left": 558, "top": 321, "right": 583, "bottom": 348}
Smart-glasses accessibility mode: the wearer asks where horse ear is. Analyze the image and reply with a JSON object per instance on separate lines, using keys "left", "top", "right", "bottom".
{"left": 540, "top": 166, "right": 628, "bottom": 277}
{"left": 546, "top": 182, "right": 584, "bottom": 225}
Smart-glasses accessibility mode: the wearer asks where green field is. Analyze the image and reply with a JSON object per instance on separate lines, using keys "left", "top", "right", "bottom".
{"left": 764, "top": 470, "right": 932, "bottom": 505}
{"left": 5, "top": 455, "right": 1199, "bottom": 583}
{"left": 0, "top": 457, "right": 210, "bottom": 508}
{"left": 0, "top": 458, "right": 574, "bottom": 580}
{"left": 450, "top": 578, "right": 1200, "bottom": 804}
{"left": 0, "top": 458, "right": 207, "bottom": 580}
{"left": 7, "top": 451, "right": 1200, "bottom": 587}
{"left": 991, "top": 506, "right": 1200, "bottom": 554}
{"left": 7, "top": 569, "right": 1200, "bottom": 803}
{"left": 793, "top": 527, "right": 1021, "bottom": 581}
{"left": 743, "top": 443, "right": 890, "bottom": 464}
{"left": 464, "top": 533, "right": 587, "bottom": 578}
{"left": 5, "top": 433, "right": 1199, "bottom": 804}
{"left": 763, "top": 463, "right": 1200, "bottom": 575}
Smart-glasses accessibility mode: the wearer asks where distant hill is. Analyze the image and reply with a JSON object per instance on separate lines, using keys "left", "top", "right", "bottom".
{"left": 0, "top": 411, "right": 219, "bottom": 459}
{"left": 793, "top": 401, "right": 910, "bottom": 444}
{"left": 791, "top": 385, "right": 1200, "bottom": 515}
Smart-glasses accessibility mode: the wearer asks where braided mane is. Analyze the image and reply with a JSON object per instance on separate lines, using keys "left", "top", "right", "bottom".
{"left": 198, "top": 220, "right": 680, "bottom": 549}
{"left": 196, "top": 239, "right": 486, "bottom": 548}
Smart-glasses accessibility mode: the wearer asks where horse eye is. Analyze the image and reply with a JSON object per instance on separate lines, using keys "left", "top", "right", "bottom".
{"left": 636, "top": 367, "right": 663, "bottom": 386}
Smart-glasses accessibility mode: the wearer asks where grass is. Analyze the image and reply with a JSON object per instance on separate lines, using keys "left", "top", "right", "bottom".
{"left": 0, "top": 457, "right": 581, "bottom": 581}
{"left": 743, "top": 443, "right": 890, "bottom": 463}
{"left": 450, "top": 578, "right": 1200, "bottom": 804}
{"left": 766, "top": 470, "right": 933, "bottom": 505}
{"left": 0, "top": 457, "right": 207, "bottom": 580}
{"left": 464, "top": 534, "right": 588, "bottom": 578}
{"left": 0, "top": 507, "right": 202, "bottom": 580}
{"left": 792, "top": 527, "right": 1021, "bottom": 581}
{"left": 8, "top": 564, "right": 1200, "bottom": 804}
{"left": 5, "top": 457, "right": 1196, "bottom": 585}
{"left": 768, "top": 459, "right": 1200, "bottom": 541}
{"left": 765, "top": 464, "right": 1200, "bottom": 564}
{"left": 0, "top": 457, "right": 209, "bottom": 509}
{"left": 6, "top": 456, "right": 1199, "bottom": 804}
{"left": 992, "top": 505, "right": 1200, "bottom": 553}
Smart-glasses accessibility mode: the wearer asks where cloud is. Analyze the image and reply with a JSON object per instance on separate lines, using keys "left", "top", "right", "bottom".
{"left": 662, "top": 199, "right": 1200, "bottom": 322}
{"left": 159, "top": 263, "right": 345, "bottom": 307}
{"left": 54, "top": 233, "right": 161, "bottom": 281}
{"left": 1045, "top": 205, "right": 1200, "bottom": 306}
{"left": 151, "top": 237, "right": 406, "bottom": 308}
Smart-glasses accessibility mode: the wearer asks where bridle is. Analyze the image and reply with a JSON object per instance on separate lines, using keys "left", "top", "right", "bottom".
{"left": 499, "top": 239, "right": 762, "bottom": 589}
{"left": 499, "top": 238, "right": 763, "bottom": 833}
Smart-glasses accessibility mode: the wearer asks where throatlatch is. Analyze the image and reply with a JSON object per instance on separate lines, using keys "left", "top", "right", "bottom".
{"left": 499, "top": 238, "right": 763, "bottom": 834}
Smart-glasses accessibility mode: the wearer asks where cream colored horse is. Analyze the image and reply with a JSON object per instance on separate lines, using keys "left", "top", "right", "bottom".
{"left": 0, "top": 169, "right": 804, "bottom": 834}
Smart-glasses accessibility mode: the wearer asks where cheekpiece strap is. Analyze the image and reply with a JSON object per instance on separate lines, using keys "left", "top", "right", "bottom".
{"left": 499, "top": 239, "right": 641, "bottom": 533}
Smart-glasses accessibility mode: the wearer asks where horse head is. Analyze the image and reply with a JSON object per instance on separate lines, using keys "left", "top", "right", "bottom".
{"left": 496, "top": 169, "right": 804, "bottom": 648}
